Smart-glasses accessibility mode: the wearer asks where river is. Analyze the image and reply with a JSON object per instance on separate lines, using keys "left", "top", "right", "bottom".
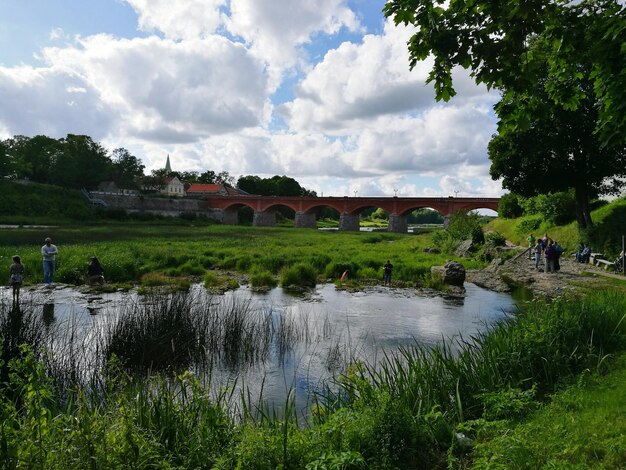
{"left": 1, "top": 282, "right": 520, "bottom": 415}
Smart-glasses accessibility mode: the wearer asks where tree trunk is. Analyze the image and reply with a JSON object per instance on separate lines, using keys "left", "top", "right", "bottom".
{"left": 574, "top": 186, "right": 593, "bottom": 229}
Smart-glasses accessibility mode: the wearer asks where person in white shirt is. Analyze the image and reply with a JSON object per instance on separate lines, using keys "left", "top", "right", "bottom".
{"left": 41, "top": 237, "right": 58, "bottom": 284}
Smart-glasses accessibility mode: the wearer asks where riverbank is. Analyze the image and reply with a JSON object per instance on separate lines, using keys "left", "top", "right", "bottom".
{"left": 468, "top": 351, "right": 626, "bottom": 468}
{"left": 467, "top": 247, "right": 626, "bottom": 298}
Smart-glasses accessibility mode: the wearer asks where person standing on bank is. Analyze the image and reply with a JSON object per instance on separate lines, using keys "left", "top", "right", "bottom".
{"left": 544, "top": 241, "right": 556, "bottom": 273}
{"left": 534, "top": 240, "right": 543, "bottom": 270}
{"left": 9, "top": 255, "right": 25, "bottom": 303}
{"left": 41, "top": 237, "right": 58, "bottom": 285}
{"left": 383, "top": 260, "right": 393, "bottom": 285}
{"left": 527, "top": 233, "right": 536, "bottom": 260}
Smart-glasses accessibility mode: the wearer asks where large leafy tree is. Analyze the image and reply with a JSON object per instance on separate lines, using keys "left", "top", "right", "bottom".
{"left": 384, "top": 0, "right": 626, "bottom": 227}
{"left": 489, "top": 40, "right": 626, "bottom": 228}
{"left": 384, "top": 0, "right": 625, "bottom": 147}
{"left": 52, "top": 134, "right": 112, "bottom": 189}
{"left": 2, "top": 135, "right": 61, "bottom": 183}
{"left": 198, "top": 170, "right": 234, "bottom": 186}
{"left": 110, "top": 148, "right": 145, "bottom": 189}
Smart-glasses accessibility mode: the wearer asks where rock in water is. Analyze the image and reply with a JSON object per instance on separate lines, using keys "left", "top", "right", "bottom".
{"left": 443, "top": 261, "right": 466, "bottom": 286}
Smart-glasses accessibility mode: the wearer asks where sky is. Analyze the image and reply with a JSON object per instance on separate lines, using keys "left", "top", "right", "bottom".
{"left": 0, "top": 0, "right": 503, "bottom": 198}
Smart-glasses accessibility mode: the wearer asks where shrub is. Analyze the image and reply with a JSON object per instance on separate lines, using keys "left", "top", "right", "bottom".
{"left": 524, "top": 191, "right": 577, "bottom": 225}
{"left": 280, "top": 263, "right": 317, "bottom": 288}
{"left": 249, "top": 269, "right": 277, "bottom": 288}
{"left": 515, "top": 215, "right": 543, "bottom": 236}
{"left": 203, "top": 272, "right": 220, "bottom": 287}
{"left": 485, "top": 231, "right": 507, "bottom": 247}
{"left": 498, "top": 193, "right": 524, "bottom": 218}
{"left": 447, "top": 211, "right": 483, "bottom": 242}
{"left": 324, "top": 261, "right": 360, "bottom": 280}
{"left": 431, "top": 230, "right": 460, "bottom": 255}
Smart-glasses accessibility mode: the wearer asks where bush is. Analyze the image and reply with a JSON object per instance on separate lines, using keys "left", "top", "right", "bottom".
{"left": 249, "top": 269, "right": 277, "bottom": 288}
{"left": 498, "top": 193, "right": 524, "bottom": 218}
{"left": 515, "top": 215, "right": 543, "bottom": 236}
{"left": 447, "top": 211, "right": 483, "bottom": 242}
{"left": 324, "top": 261, "right": 360, "bottom": 280}
{"left": 280, "top": 263, "right": 317, "bottom": 288}
{"left": 485, "top": 231, "right": 507, "bottom": 247}
{"left": 524, "top": 191, "right": 577, "bottom": 225}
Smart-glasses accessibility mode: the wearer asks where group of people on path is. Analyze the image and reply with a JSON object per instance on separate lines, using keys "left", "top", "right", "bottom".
{"left": 7, "top": 237, "right": 105, "bottom": 304}
{"left": 528, "top": 233, "right": 564, "bottom": 273}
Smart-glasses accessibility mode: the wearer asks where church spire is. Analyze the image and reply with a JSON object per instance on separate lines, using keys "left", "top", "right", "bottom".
{"left": 165, "top": 154, "right": 172, "bottom": 174}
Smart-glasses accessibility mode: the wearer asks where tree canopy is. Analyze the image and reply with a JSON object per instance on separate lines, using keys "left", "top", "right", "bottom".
{"left": 384, "top": 0, "right": 625, "bottom": 147}
{"left": 237, "top": 175, "right": 317, "bottom": 197}
{"left": 385, "top": 0, "right": 626, "bottom": 227}
{"left": 488, "top": 38, "right": 626, "bottom": 228}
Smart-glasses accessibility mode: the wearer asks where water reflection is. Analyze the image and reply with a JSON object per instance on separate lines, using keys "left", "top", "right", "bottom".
{"left": 43, "top": 302, "right": 55, "bottom": 327}
{"left": 1, "top": 282, "right": 520, "bottom": 414}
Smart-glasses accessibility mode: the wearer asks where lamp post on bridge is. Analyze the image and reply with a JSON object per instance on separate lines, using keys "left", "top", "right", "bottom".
{"left": 454, "top": 190, "right": 459, "bottom": 198}
{"left": 393, "top": 188, "right": 398, "bottom": 197}
{"left": 353, "top": 190, "right": 358, "bottom": 198}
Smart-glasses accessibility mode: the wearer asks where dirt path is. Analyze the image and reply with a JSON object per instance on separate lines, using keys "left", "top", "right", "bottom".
{"left": 467, "top": 249, "right": 626, "bottom": 298}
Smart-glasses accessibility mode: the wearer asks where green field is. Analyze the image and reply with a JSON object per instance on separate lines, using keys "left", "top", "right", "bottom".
{"left": 0, "top": 224, "right": 484, "bottom": 287}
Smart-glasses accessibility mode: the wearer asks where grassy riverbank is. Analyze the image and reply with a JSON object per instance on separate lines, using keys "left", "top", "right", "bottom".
{"left": 487, "top": 196, "right": 626, "bottom": 257}
{"left": 0, "top": 224, "right": 485, "bottom": 287}
{"left": 470, "top": 352, "right": 626, "bottom": 469}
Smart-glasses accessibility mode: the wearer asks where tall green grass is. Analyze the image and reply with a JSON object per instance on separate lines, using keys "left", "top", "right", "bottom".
{"left": 0, "top": 224, "right": 484, "bottom": 286}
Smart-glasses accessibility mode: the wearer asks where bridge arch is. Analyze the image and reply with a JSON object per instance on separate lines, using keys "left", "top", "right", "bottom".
{"left": 206, "top": 195, "right": 500, "bottom": 232}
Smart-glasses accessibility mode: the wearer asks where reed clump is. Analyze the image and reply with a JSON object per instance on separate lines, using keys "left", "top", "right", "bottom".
{"left": 280, "top": 262, "right": 317, "bottom": 288}
{"left": 249, "top": 269, "right": 277, "bottom": 289}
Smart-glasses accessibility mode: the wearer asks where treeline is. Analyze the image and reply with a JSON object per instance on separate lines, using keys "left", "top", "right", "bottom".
{"left": 0, "top": 134, "right": 316, "bottom": 197}
{"left": 0, "top": 134, "right": 146, "bottom": 190}
{"left": 237, "top": 175, "right": 316, "bottom": 197}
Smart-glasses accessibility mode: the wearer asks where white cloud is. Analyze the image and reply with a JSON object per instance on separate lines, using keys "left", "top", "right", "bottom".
{"left": 125, "top": 0, "right": 227, "bottom": 39}
{"left": 41, "top": 34, "right": 270, "bottom": 142}
{"left": 49, "top": 28, "right": 67, "bottom": 41}
{"left": 0, "top": 65, "right": 116, "bottom": 139}
{"left": 279, "top": 20, "right": 432, "bottom": 132}
{"left": 226, "top": 0, "right": 361, "bottom": 85}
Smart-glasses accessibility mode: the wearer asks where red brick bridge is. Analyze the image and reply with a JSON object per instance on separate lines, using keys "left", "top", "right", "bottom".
{"left": 206, "top": 195, "right": 500, "bottom": 232}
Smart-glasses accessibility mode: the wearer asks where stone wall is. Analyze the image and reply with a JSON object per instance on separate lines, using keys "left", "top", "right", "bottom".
{"left": 92, "top": 194, "right": 224, "bottom": 220}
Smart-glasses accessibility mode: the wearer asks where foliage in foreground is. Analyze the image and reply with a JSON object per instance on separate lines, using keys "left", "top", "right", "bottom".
{"left": 1, "top": 288, "right": 625, "bottom": 468}
{"left": 470, "top": 353, "right": 626, "bottom": 469}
